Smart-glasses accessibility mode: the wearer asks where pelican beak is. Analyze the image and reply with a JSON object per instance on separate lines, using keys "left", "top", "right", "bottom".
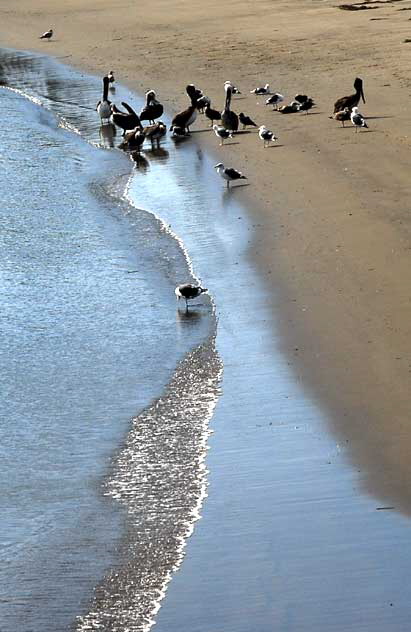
{"left": 361, "top": 87, "right": 365, "bottom": 103}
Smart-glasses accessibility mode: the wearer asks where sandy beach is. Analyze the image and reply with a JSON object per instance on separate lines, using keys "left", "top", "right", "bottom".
{"left": 1, "top": 0, "right": 411, "bottom": 626}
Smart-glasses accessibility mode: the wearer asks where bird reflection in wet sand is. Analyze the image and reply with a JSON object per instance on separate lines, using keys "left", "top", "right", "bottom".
{"left": 99, "top": 122, "right": 116, "bottom": 147}
{"left": 176, "top": 308, "right": 204, "bottom": 326}
{"left": 130, "top": 152, "right": 149, "bottom": 171}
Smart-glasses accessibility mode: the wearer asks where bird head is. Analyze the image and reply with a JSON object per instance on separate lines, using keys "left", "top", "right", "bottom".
{"left": 214, "top": 163, "right": 224, "bottom": 170}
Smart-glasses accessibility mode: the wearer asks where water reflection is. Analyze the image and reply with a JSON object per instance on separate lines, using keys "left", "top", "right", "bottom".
{"left": 130, "top": 152, "right": 150, "bottom": 171}
{"left": 99, "top": 123, "right": 116, "bottom": 148}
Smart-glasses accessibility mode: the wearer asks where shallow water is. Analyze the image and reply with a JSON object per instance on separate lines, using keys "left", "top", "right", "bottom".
{"left": 0, "top": 50, "right": 215, "bottom": 632}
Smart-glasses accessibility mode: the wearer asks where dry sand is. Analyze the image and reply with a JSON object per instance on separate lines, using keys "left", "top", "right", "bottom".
{"left": 1, "top": 0, "right": 411, "bottom": 515}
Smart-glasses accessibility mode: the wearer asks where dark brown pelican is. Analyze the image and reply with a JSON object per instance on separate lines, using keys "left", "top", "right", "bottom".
{"left": 329, "top": 107, "right": 351, "bottom": 127}
{"left": 334, "top": 77, "right": 365, "bottom": 114}
{"left": 119, "top": 127, "right": 146, "bottom": 152}
{"left": 111, "top": 102, "right": 141, "bottom": 135}
{"left": 221, "top": 86, "right": 239, "bottom": 132}
{"left": 139, "top": 90, "right": 164, "bottom": 124}
{"left": 143, "top": 121, "right": 167, "bottom": 148}
{"left": 171, "top": 85, "right": 198, "bottom": 134}
{"left": 96, "top": 76, "right": 112, "bottom": 125}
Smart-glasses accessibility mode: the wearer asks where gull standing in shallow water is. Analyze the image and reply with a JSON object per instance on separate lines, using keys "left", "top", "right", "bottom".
{"left": 258, "top": 125, "right": 278, "bottom": 147}
{"left": 214, "top": 163, "right": 247, "bottom": 189}
{"left": 175, "top": 284, "right": 208, "bottom": 311}
{"left": 350, "top": 106, "right": 368, "bottom": 132}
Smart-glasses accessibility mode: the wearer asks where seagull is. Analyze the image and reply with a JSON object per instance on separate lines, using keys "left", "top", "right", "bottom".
{"left": 239, "top": 112, "right": 257, "bottom": 129}
{"left": 350, "top": 106, "right": 368, "bottom": 132}
{"left": 175, "top": 284, "right": 208, "bottom": 311}
{"left": 214, "top": 163, "right": 247, "bottom": 189}
{"left": 224, "top": 81, "right": 241, "bottom": 94}
{"left": 213, "top": 125, "right": 233, "bottom": 145}
{"left": 250, "top": 83, "right": 270, "bottom": 95}
{"left": 278, "top": 102, "right": 300, "bottom": 114}
{"left": 258, "top": 125, "right": 278, "bottom": 147}
{"left": 329, "top": 107, "right": 351, "bottom": 127}
{"left": 265, "top": 93, "right": 284, "bottom": 109}
{"left": 39, "top": 28, "right": 53, "bottom": 40}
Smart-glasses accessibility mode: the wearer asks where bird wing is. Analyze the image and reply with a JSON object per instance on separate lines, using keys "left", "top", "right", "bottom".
{"left": 224, "top": 168, "right": 242, "bottom": 179}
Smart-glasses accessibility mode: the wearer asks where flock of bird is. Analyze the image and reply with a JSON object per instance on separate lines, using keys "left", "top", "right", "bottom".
{"left": 93, "top": 72, "right": 369, "bottom": 309}
{"left": 95, "top": 72, "right": 368, "bottom": 196}
{"left": 39, "top": 29, "right": 369, "bottom": 310}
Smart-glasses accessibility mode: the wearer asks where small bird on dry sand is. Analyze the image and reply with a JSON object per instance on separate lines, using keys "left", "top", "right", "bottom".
{"left": 39, "top": 28, "right": 53, "bottom": 40}
{"left": 350, "top": 106, "right": 368, "bottom": 132}
{"left": 214, "top": 163, "right": 247, "bottom": 189}
{"left": 250, "top": 83, "right": 270, "bottom": 95}
{"left": 239, "top": 112, "right": 257, "bottom": 129}
{"left": 258, "top": 125, "right": 278, "bottom": 147}
{"left": 329, "top": 107, "right": 351, "bottom": 127}
{"left": 175, "top": 284, "right": 208, "bottom": 311}
{"left": 213, "top": 125, "right": 233, "bottom": 146}
{"left": 224, "top": 80, "right": 241, "bottom": 94}
{"left": 265, "top": 93, "right": 284, "bottom": 109}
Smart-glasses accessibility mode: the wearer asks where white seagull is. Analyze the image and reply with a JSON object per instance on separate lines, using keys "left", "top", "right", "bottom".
{"left": 213, "top": 124, "right": 233, "bottom": 145}
{"left": 350, "top": 106, "right": 368, "bottom": 132}
{"left": 39, "top": 28, "right": 53, "bottom": 40}
{"left": 250, "top": 83, "right": 270, "bottom": 95}
{"left": 258, "top": 125, "right": 278, "bottom": 147}
{"left": 175, "top": 284, "right": 208, "bottom": 311}
{"left": 224, "top": 80, "right": 241, "bottom": 94}
{"left": 265, "top": 93, "right": 284, "bottom": 109}
{"left": 214, "top": 163, "right": 247, "bottom": 189}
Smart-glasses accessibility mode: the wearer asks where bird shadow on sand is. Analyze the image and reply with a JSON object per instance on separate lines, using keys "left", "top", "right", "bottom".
{"left": 366, "top": 115, "right": 393, "bottom": 120}
{"left": 144, "top": 147, "right": 169, "bottom": 161}
{"left": 264, "top": 143, "right": 285, "bottom": 149}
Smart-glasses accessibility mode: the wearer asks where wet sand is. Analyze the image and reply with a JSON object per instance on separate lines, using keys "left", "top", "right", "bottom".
{"left": 1, "top": 0, "right": 411, "bottom": 628}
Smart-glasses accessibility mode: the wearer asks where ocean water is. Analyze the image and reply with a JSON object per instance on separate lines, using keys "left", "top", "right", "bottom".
{"left": 0, "top": 49, "right": 220, "bottom": 632}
